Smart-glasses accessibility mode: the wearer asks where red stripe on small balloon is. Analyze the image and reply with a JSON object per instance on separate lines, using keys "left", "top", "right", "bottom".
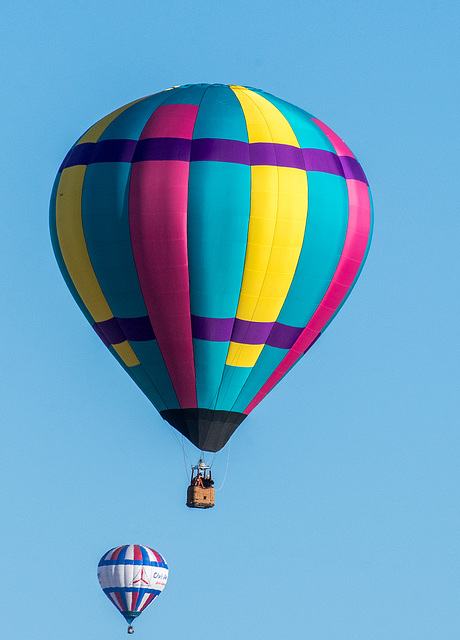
{"left": 113, "top": 591, "right": 126, "bottom": 612}
{"left": 133, "top": 545, "right": 143, "bottom": 561}
{"left": 140, "top": 592, "right": 156, "bottom": 612}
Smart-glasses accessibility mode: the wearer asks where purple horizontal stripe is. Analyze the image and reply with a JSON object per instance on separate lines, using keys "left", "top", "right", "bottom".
{"left": 93, "top": 322, "right": 112, "bottom": 348}
{"left": 191, "top": 315, "right": 304, "bottom": 349}
{"left": 132, "top": 137, "right": 191, "bottom": 162}
{"left": 302, "top": 149, "right": 344, "bottom": 177}
{"left": 191, "top": 315, "right": 234, "bottom": 341}
{"left": 93, "top": 313, "right": 307, "bottom": 351}
{"left": 59, "top": 143, "right": 94, "bottom": 171}
{"left": 91, "top": 139, "right": 137, "bottom": 163}
{"left": 251, "top": 143, "right": 305, "bottom": 169}
{"left": 117, "top": 316, "right": 155, "bottom": 341}
{"left": 266, "top": 323, "right": 304, "bottom": 349}
{"left": 340, "top": 155, "right": 368, "bottom": 185}
{"left": 93, "top": 316, "right": 155, "bottom": 346}
{"left": 190, "top": 138, "right": 250, "bottom": 164}
{"left": 232, "top": 318, "right": 274, "bottom": 344}
{"left": 58, "top": 138, "right": 367, "bottom": 183}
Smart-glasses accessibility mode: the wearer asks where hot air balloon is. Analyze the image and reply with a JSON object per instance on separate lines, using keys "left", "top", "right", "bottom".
{"left": 98, "top": 545, "right": 168, "bottom": 634}
{"left": 50, "top": 83, "right": 373, "bottom": 462}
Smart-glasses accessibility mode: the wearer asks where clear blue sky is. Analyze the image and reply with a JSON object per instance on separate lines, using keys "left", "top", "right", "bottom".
{"left": 1, "top": 1, "right": 459, "bottom": 638}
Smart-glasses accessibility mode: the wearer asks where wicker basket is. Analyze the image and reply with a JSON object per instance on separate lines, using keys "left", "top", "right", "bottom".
{"left": 186, "top": 485, "right": 215, "bottom": 509}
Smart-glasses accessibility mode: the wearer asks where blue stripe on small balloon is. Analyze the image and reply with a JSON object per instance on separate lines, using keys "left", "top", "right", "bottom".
{"left": 98, "top": 558, "right": 166, "bottom": 567}
{"left": 103, "top": 587, "right": 162, "bottom": 595}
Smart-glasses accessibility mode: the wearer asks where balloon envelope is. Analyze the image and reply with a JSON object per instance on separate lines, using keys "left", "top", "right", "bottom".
{"left": 97, "top": 545, "right": 168, "bottom": 624}
{"left": 50, "top": 84, "right": 373, "bottom": 451}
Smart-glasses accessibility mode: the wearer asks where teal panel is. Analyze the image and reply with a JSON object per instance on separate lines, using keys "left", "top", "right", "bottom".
{"left": 277, "top": 172, "right": 349, "bottom": 327}
{"left": 214, "top": 364, "right": 253, "bottom": 411}
{"left": 187, "top": 159, "right": 250, "bottom": 406}
{"left": 98, "top": 90, "right": 183, "bottom": 141}
{"left": 82, "top": 162, "right": 146, "bottom": 317}
{"left": 187, "top": 162, "right": 251, "bottom": 318}
{"left": 231, "top": 345, "right": 289, "bottom": 413}
{"left": 80, "top": 95, "right": 183, "bottom": 412}
{"left": 160, "top": 84, "right": 209, "bottom": 105}
{"left": 126, "top": 341, "right": 180, "bottom": 409}
{"left": 192, "top": 340, "right": 232, "bottom": 408}
{"left": 108, "top": 347, "right": 170, "bottom": 412}
{"left": 252, "top": 88, "right": 336, "bottom": 152}
{"left": 192, "top": 85, "right": 249, "bottom": 141}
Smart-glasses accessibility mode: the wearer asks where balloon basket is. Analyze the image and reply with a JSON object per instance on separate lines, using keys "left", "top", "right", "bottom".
{"left": 186, "top": 484, "right": 215, "bottom": 509}
{"left": 186, "top": 459, "right": 215, "bottom": 508}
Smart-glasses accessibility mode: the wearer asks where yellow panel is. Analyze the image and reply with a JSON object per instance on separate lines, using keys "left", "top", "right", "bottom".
{"left": 225, "top": 342, "right": 264, "bottom": 368}
{"left": 271, "top": 219, "right": 309, "bottom": 248}
{"left": 227, "top": 89, "right": 309, "bottom": 329}
{"left": 261, "top": 271, "right": 296, "bottom": 291}
{"left": 247, "top": 217, "right": 278, "bottom": 246}
{"left": 113, "top": 341, "right": 140, "bottom": 367}
{"left": 56, "top": 166, "right": 113, "bottom": 322}
{"left": 251, "top": 165, "right": 279, "bottom": 188}
{"left": 263, "top": 246, "right": 303, "bottom": 270}
{"left": 230, "top": 87, "right": 298, "bottom": 145}
{"left": 278, "top": 168, "right": 309, "bottom": 198}
{"left": 55, "top": 98, "right": 145, "bottom": 324}
{"left": 249, "top": 297, "right": 289, "bottom": 321}
{"left": 243, "top": 245, "right": 273, "bottom": 271}
{"left": 237, "top": 272, "right": 268, "bottom": 297}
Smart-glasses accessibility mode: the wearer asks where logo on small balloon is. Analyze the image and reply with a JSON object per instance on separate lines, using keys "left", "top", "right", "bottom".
{"left": 130, "top": 568, "right": 150, "bottom": 586}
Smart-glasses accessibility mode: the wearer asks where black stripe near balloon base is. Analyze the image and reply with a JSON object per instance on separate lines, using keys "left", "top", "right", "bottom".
{"left": 160, "top": 408, "right": 247, "bottom": 452}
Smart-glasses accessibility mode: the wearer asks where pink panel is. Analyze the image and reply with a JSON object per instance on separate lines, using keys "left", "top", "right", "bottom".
{"left": 307, "top": 304, "right": 333, "bottom": 332}
{"left": 244, "top": 126, "right": 372, "bottom": 415}
{"left": 311, "top": 117, "right": 353, "bottom": 157}
{"left": 334, "top": 255, "right": 363, "bottom": 285}
{"left": 140, "top": 104, "right": 198, "bottom": 138}
{"left": 347, "top": 179, "right": 370, "bottom": 207}
{"left": 130, "top": 105, "right": 199, "bottom": 409}
{"left": 244, "top": 328, "right": 320, "bottom": 414}
{"left": 320, "top": 280, "right": 350, "bottom": 308}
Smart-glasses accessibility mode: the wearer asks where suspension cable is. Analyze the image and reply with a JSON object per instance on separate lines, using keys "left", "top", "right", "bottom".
{"left": 181, "top": 436, "right": 192, "bottom": 480}
{"left": 215, "top": 440, "right": 231, "bottom": 492}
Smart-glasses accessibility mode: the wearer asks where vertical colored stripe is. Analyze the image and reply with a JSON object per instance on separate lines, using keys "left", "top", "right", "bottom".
{"left": 113, "top": 592, "right": 125, "bottom": 612}
{"left": 226, "top": 87, "right": 308, "bottom": 368}
{"left": 187, "top": 85, "right": 251, "bottom": 408}
{"left": 129, "top": 103, "right": 200, "bottom": 408}
{"left": 151, "top": 549, "right": 163, "bottom": 564}
{"left": 54, "top": 102, "right": 141, "bottom": 366}
{"left": 245, "top": 119, "right": 371, "bottom": 413}
{"left": 140, "top": 592, "right": 156, "bottom": 611}
{"left": 55, "top": 165, "right": 113, "bottom": 322}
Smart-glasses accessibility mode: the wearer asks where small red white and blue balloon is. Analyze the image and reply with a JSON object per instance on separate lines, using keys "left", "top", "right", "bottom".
{"left": 98, "top": 544, "right": 168, "bottom": 633}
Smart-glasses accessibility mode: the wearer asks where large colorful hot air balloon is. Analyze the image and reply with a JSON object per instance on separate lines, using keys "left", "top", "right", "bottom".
{"left": 50, "top": 84, "right": 373, "bottom": 453}
{"left": 98, "top": 545, "right": 168, "bottom": 633}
